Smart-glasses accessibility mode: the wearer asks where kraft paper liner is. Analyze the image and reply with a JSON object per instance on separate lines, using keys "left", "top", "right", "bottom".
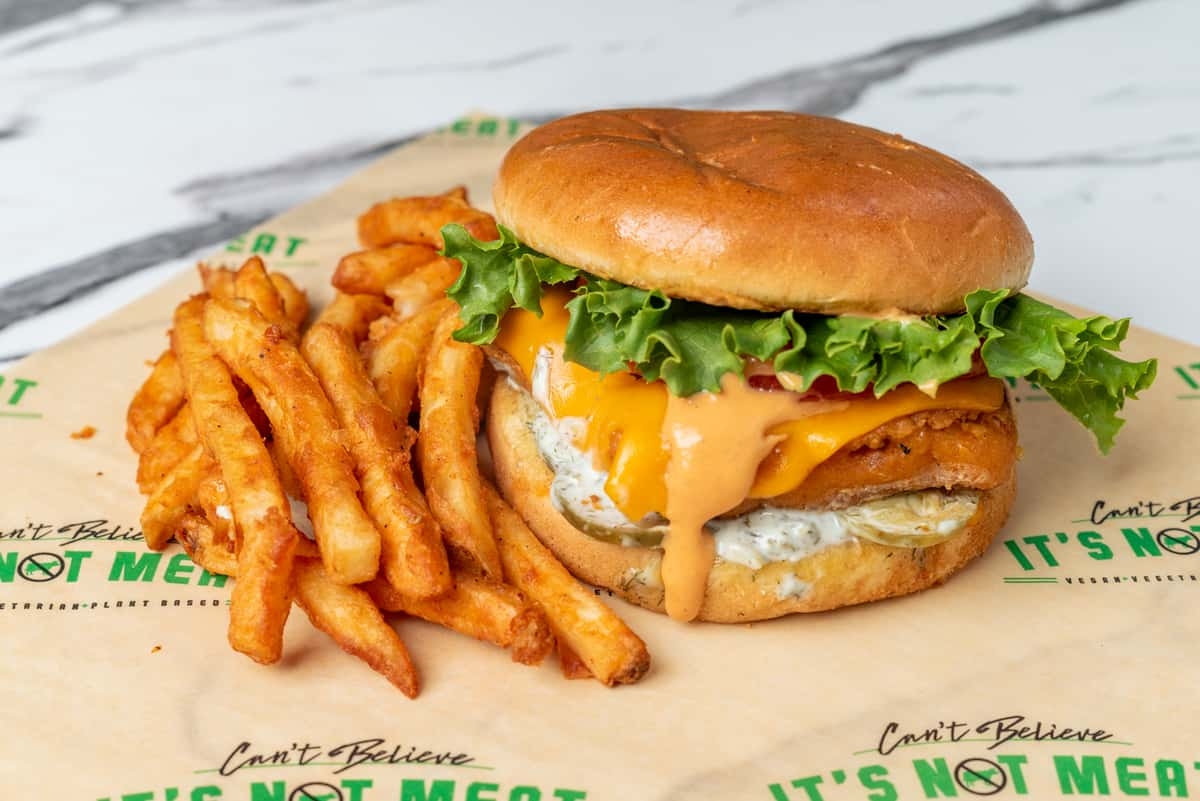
{"left": 2, "top": 114, "right": 1198, "bottom": 801}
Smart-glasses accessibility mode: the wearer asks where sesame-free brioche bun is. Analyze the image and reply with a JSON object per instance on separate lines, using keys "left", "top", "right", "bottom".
{"left": 488, "top": 379, "right": 1016, "bottom": 623}
{"left": 493, "top": 109, "right": 1033, "bottom": 316}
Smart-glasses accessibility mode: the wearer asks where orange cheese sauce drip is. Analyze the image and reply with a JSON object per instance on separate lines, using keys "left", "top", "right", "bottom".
{"left": 494, "top": 290, "right": 1006, "bottom": 621}
{"left": 662, "top": 373, "right": 817, "bottom": 620}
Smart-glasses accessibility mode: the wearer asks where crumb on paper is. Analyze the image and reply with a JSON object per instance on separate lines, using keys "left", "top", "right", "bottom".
{"left": 71, "top": 425, "right": 97, "bottom": 440}
{"left": 151, "top": 645, "right": 162, "bottom": 654}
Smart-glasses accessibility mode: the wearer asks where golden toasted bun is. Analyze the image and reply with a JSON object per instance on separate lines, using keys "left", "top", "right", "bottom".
{"left": 488, "top": 379, "right": 1016, "bottom": 622}
{"left": 493, "top": 109, "right": 1033, "bottom": 315}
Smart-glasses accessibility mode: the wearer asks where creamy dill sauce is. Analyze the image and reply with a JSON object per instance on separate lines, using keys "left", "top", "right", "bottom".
{"left": 515, "top": 359, "right": 981, "bottom": 579}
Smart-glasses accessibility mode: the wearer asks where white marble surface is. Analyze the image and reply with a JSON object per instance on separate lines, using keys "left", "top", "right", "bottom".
{"left": 1, "top": 0, "right": 1197, "bottom": 369}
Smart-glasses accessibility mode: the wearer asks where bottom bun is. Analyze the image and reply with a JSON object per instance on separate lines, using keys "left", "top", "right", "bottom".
{"left": 488, "top": 379, "right": 1016, "bottom": 623}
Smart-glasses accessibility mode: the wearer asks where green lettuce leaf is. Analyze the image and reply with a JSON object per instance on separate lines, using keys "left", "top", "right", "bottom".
{"left": 563, "top": 278, "right": 793, "bottom": 390}
{"left": 966, "top": 290, "right": 1157, "bottom": 452}
{"left": 440, "top": 225, "right": 1157, "bottom": 452}
{"left": 443, "top": 223, "right": 579, "bottom": 343}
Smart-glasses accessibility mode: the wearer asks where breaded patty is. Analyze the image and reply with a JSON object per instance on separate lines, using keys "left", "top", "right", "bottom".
{"left": 726, "top": 402, "right": 1017, "bottom": 516}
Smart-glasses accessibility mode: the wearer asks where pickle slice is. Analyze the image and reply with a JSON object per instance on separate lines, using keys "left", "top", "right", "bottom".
{"left": 553, "top": 488, "right": 666, "bottom": 547}
{"left": 841, "top": 490, "right": 980, "bottom": 549}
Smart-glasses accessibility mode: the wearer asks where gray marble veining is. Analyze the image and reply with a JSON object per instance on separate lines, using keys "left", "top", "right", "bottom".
{"left": 0, "top": 213, "right": 263, "bottom": 330}
{"left": 690, "top": 0, "right": 1140, "bottom": 113}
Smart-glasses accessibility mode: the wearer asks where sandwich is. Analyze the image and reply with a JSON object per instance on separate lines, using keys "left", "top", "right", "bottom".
{"left": 441, "top": 109, "right": 1156, "bottom": 623}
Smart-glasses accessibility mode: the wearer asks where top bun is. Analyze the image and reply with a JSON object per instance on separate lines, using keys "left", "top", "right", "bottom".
{"left": 493, "top": 109, "right": 1033, "bottom": 315}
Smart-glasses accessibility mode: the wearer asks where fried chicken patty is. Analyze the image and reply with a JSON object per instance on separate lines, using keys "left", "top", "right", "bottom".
{"left": 726, "top": 402, "right": 1018, "bottom": 516}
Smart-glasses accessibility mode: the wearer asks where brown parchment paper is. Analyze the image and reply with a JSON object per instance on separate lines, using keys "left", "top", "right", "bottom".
{"left": 3, "top": 115, "right": 1198, "bottom": 801}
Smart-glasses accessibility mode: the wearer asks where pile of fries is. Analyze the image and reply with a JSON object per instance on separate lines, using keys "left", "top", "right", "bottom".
{"left": 125, "top": 188, "right": 649, "bottom": 696}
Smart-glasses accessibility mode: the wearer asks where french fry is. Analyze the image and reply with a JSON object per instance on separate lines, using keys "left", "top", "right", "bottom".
{"left": 367, "top": 314, "right": 398, "bottom": 343}
{"left": 365, "top": 298, "right": 452, "bottom": 424}
{"left": 198, "top": 264, "right": 236, "bottom": 300}
{"left": 484, "top": 484, "right": 651, "bottom": 686}
{"left": 173, "top": 295, "right": 298, "bottom": 664}
{"left": 312, "top": 292, "right": 391, "bottom": 342}
{"left": 418, "top": 310, "right": 501, "bottom": 579}
{"left": 295, "top": 536, "right": 321, "bottom": 559}
{"left": 234, "top": 256, "right": 296, "bottom": 340}
{"left": 136, "top": 402, "right": 198, "bottom": 493}
{"left": 557, "top": 640, "right": 592, "bottom": 680}
{"left": 302, "top": 321, "right": 452, "bottom": 599}
{"left": 357, "top": 189, "right": 498, "bottom": 250}
{"left": 366, "top": 574, "right": 554, "bottom": 666}
{"left": 384, "top": 257, "right": 462, "bottom": 320}
{"left": 177, "top": 512, "right": 238, "bottom": 578}
{"left": 140, "top": 444, "right": 209, "bottom": 550}
{"left": 126, "top": 350, "right": 186, "bottom": 453}
{"left": 267, "top": 437, "right": 304, "bottom": 500}
{"left": 204, "top": 298, "right": 380, "bottom": 584}
{"left": 195, "top": 464, "right": 234, "bottom": 548}
{"left": 333, "top": 244, "right": 440, "bottom": 297}
{"left": 269, "top": 271, "right": 309, "bottom": 330}
{"left": 179, "top": 511, "right": 318, "bottom": 579}
{"left": 204, "top": 260, "right": 308, "bottom": 325}
{"left": 292, "top": 558, "right": 419, "bottom": 698}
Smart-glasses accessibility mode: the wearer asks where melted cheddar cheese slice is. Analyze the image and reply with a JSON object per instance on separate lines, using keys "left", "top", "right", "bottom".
{"left": 495, "top": 289, "right": 1004, "bottom": 522}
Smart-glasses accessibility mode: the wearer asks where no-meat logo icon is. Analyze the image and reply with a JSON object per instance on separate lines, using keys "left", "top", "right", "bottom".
{"left": 289, "top": 783, "right": 343, "bottom": 801}
{"left": 1157, "top": 528, "right": 1200, "bottom": 556}
{"left": 17, "top": 552, "right": 65, "bottom": 582}
{"left": 954, "top": 757, "right": 1008, "bottom": 796}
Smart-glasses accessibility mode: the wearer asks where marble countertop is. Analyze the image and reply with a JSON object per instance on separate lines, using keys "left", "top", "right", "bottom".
{"left": 1, "top": 0, "right": 1197, "bottom": 369}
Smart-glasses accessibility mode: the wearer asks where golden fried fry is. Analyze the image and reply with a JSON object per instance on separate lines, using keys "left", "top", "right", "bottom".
{"left": 126, "top": 350, "right": 185, "bottom": 454}
{"left": 179, "top": 510, "right": 318, "bottom": 578}
{"left": 366, "top": 574, "right": 553, "bottom": 666}
{"left": 557, "top": 640, "right": 592, "bottom": 680}
{"left": 269, "top": 271, "right": 309, "bottom": 330}
{"left": 384, "top": 257, "right": 462, "bottom": 320}
{"left": 295, "top": 537, "right": 320, "bottom": 559}
{"left": 418, "top": 310, "right": 501, "bottom": 578}
{"left": 205, "top": 298, "right": 380, "bottom": 585}
{"left": 365, "top": 298, "right": 452, "bottom": 424}
{"left": 358, "top": 189, "right": 498, "bottom": 250}
{"left": 140, "top": 444, "right": 209, "bottom": 550}
{"left": 198, "top": 264, "right": 236, "bottom": 300}
{"left": 267, "top": 437, "right": 303, "bottom": 500}
{"left": 136, "top": 402, "right": 198, "bottom": 493}
{"left": 292, "top": 558, "right": 419, "bottom": 698}
{"left": 177, "top": 512, "right": 238, "bottom": 578}
{"left": 196, "top": 464, "right": 234, "bottom": 547}
{"left": 234, "top": 256, "right": 296, "bottom": 341}
{"left": 484, "top": 484, "right": 650, "bottom": 686}
{"left": 333, "top": 244, "right": 440, "bottom": 297}
{"left": 203, "top": 260, "right": 308, "bottom": 323}
{"left": 303, "top": 320, "right": 451, "bottom": 598}
{"left": 312, "top": 292, "right": 391, "bottom": 342}
{"left": 173, "top": 295, "right": 298, "bottom": 664}
{"left": 367, "top": 314, "right": 398, "bottom": 342}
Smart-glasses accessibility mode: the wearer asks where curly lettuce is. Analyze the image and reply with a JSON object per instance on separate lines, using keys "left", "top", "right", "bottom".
{"left": 442, "top": 223, "right": 578, "bottom": 342}
{"left": 965, "top": 290, "right": 1156, "bottom": 451}
{"left": 442, "top": 224, "right": 1157, "bottom": 452}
